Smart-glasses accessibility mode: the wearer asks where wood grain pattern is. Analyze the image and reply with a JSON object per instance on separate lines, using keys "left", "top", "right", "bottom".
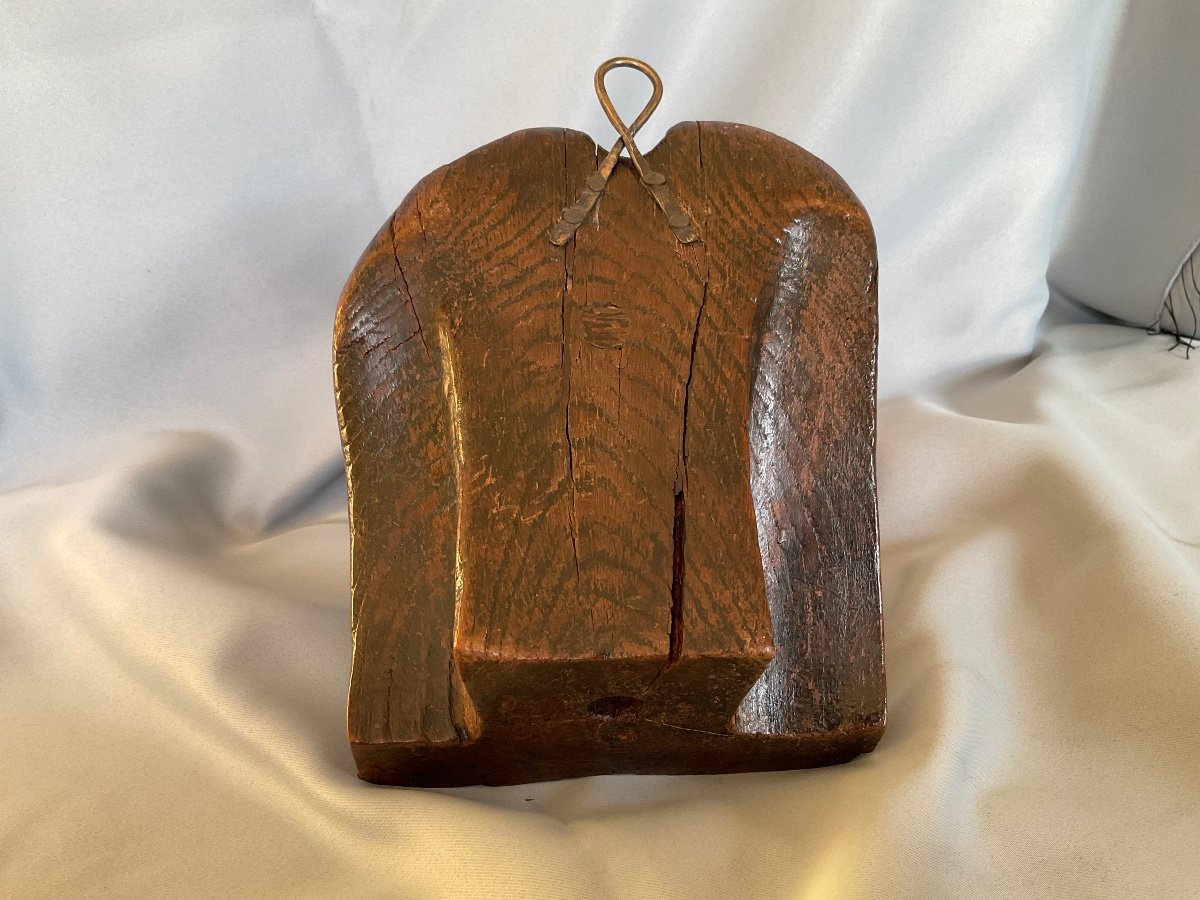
{"left": 334, "top": 121, "right": 883, "bottom": 786}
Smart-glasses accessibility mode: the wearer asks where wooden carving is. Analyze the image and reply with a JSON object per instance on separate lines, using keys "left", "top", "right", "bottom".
{"left": 334, "top": 59, "right": 884, "bottom": 786}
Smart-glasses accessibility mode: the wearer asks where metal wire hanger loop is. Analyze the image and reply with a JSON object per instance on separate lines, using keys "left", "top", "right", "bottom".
{"left": 549, "top": 57, "right": 701, "bottom": 246}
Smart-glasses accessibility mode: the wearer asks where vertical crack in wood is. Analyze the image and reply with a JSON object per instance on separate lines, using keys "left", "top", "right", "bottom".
{"left": 389, "top": 212, "right": 431, "bottom": 360}
{"left": 668, "top": 489, "right": 686, "bottom": 664}
{"left": 380, "top": 209, "right": 434, "bottom": 742}
{"left": 658, "top": 124, "right": 710, "bottom": 680}
{"left": 670, "top": 279, "right": 707, "bottom": 667}
{"left": 448, "top": 659, "right": 470, "bottom": 743}
{"left": 670, "top": 123, "right": 711, "bottom": 668}
{"left": 560, "top": 131, "right": 581, "bottom": 588}
{"left": 679, "top": 286, "right": 706, "bottom": 488}
{"left": 384, "top": 665, "right": 394, "bottom": 738}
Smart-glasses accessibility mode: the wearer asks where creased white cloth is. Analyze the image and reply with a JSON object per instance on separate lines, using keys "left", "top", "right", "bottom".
{"left": 2, "top": 1, "right": 1198, "bottom": 898}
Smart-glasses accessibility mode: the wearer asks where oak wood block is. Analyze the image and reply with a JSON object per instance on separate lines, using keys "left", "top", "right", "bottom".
{"left": 334, "top": 121, "right": 884, "bottom": 786}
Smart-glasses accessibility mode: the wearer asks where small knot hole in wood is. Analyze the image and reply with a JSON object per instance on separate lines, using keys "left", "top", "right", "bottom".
{"left": 587, "top": 695, "right": 643, "bottom": 718}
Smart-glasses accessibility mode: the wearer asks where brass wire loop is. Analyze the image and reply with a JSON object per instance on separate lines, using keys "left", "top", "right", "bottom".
{"left": 549, "top": 58, "right": 701, "bottom": 246}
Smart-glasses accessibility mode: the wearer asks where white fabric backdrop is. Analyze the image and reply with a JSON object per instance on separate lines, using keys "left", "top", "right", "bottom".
{"left": 2, "top": 1, "right": 1198, "bottom": 897}
{"left": 1048, "top": 2, "right": 1200, "bottom": 327}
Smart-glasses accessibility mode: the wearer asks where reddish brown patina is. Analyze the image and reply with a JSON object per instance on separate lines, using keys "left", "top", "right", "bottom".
{"left": 334, "top": 72, "right": 883, "bottom": 785}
